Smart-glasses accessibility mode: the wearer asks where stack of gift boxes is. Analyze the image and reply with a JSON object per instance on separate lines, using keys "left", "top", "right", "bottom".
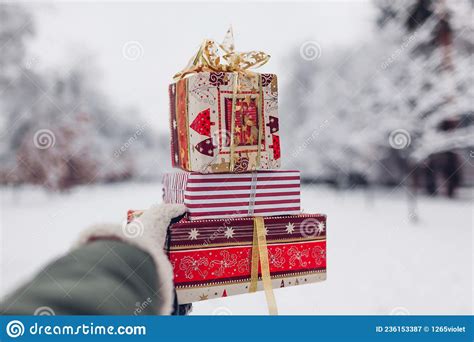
{"left": 129, "top": 31, "right": 326, "bottom": 312}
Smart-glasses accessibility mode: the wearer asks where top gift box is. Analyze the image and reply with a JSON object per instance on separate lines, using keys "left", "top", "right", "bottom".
{"left": 169, "top": 28, "right": 280, "bottom": 173}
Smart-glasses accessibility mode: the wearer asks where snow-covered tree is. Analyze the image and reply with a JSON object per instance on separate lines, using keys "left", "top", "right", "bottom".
{"left": 282, "top": 0, "right": 473, "bottom": 188}
{"left": 370, "top": 0, "right": 473, "bottom": 187}
{"left": 0, "top": 4, "right": 43, "bottom": 182}
{"left": 0, "top": 4, "right": 162, "bottom": 190}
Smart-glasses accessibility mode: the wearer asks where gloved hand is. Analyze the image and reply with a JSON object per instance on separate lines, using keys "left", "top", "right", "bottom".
{"left": 76, "top": 203, "right": 186, "bottom": 314}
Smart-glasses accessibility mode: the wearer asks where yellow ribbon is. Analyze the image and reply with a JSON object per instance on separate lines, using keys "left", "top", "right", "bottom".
{"left": 249, "top": 217, "right": 278, "bottom": 315}
{"left": 173, "top": 27, "right": 270, "bottom": 81}
{"left": 229, "top": 71, "right": 239, "bottom": 172}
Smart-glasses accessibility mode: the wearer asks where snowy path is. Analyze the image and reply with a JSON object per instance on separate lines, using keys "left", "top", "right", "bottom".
{"left": 1, "top": 183, "right": 472, "bottom": 315}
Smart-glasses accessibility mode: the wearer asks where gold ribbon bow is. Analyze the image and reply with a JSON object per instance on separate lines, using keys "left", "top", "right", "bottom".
{"left": 173, "top": 27, "right": 270, "bottom": 81}
{"left": 249, "top": 217, "right": 278, "bottom": 315}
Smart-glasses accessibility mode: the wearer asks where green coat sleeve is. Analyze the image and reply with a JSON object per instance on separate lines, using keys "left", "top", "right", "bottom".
{"left": 1, "top": 240, "right": 165, "bottom": 315}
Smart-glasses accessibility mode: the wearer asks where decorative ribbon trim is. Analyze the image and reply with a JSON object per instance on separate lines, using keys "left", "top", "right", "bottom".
{"left": 249, "top": 217, "right": 279, "bottom": 315}
{"left": 249, "top": 219, "right": 259, "bottom": 293}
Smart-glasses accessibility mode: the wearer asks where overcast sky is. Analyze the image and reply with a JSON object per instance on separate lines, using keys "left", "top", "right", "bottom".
{"left": 27, "top": 1, "right": 376, "bottom": 131}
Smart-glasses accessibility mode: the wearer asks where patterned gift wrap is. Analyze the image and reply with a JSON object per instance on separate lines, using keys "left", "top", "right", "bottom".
{"left": 167, "top": 214, "right": 326, "bottom": 304}
{"left": 162, "top": 170, "right": 301, "bottom": 220}
{"left": 169, "top": 72, "right": 280, "bottom": 173}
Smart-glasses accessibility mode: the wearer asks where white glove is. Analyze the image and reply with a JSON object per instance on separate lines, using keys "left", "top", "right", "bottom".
{"left": 76, "top": 203, "right": 186, "bottom": 314}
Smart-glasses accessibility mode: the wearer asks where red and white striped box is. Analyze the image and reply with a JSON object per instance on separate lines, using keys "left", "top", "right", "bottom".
{"left": 162, "top": 170, "right": 301, "bottom": 220}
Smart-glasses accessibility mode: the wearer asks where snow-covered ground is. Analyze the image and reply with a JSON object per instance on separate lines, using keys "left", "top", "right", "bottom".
{"left": 1, "top": 183, "right": 472, "bottom": 315}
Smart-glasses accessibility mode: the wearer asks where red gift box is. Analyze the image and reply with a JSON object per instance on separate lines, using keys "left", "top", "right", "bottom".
{"left": 169, "top": 71, "right": 280, "bottom": 173}
{"left": 162, "top": 170, "right": 301, "bottom": 220}
{"left": 128, "top": 211, "right": 326, "bottom": 304}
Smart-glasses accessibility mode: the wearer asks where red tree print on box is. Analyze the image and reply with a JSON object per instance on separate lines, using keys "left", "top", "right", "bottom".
{"left": 270, "top": 134, "right": 281, "bottom": 160}
{"left": 190, "top": 108, "right": 214, "bottom": 137}
{"left": 195, "top": 138, "right": 216, "bottom": 157}
{"left": 266, "top": 116, "right": 279, "bottom": 134}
